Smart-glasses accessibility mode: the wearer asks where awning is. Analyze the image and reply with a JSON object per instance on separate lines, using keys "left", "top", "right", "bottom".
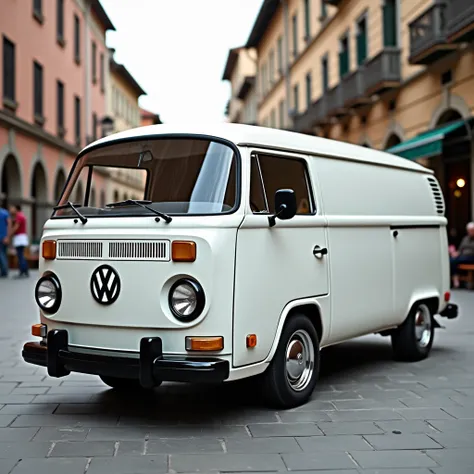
{"left": 386, "top": 118, "right": 471, "bottom": 160}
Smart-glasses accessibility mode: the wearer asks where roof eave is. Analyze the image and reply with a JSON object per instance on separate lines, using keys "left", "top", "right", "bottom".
{"left": 245, "top": 0, "right": 280, "bottom": 48}
{"left": 91, "top": 0, "right": 116, "bottom": 31}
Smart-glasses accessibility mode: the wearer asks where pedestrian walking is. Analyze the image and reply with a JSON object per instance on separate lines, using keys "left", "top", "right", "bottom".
{"left": 0, "top": 200, "right": 11, "bottom": 278}
{"left": 8, "top": 205, "right": 29, "bottom": 278}
{"left": 450, "top": 221, "right": 474, "bottom": 288}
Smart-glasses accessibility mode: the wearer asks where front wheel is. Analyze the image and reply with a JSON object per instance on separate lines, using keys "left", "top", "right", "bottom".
{"left": 100, "top": 375, "right": 161, "bottom": 391}
{"left": 260, "top": 314, "right": 320, "bottom": 409}
{"left": 391, "top": 302, "right": 435, "bottom": 362}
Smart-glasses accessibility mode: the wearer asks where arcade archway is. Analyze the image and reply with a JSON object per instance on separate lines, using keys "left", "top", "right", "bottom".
{"left": 0, "top": 154, "right": 22, "bottom": 205}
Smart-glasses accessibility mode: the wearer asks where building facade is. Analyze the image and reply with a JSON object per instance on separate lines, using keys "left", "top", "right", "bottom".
{"left": 222, "top": 47, "right": 258, "bottom": 125}
{"left": 0, "top": 0, "right": 114, "bottom": 244}
{"left": 225, "top": 0, "right": 474, "bottom": 246}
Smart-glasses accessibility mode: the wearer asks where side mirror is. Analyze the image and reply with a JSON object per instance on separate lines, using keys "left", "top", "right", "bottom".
{"left": 268, "top": 189, "right": 297, "bottom": 227}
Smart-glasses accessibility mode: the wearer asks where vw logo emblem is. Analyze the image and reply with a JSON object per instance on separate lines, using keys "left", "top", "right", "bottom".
{"left": 90, "top": 265, "right": 121, "bottom": 305}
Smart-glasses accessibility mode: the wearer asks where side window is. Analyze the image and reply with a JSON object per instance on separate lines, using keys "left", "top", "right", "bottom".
{"left": 250, "top": 153, "right": 314, "bottom": 214}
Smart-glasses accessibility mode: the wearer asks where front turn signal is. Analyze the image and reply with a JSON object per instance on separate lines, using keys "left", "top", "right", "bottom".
{"left": 185, "top": 336, "right": 223, "bottom": 352}
{"left": 172, "top": 241, "right": 196, "bottom": 262}
{"left": 42, "top": 240, "right": 57, "bottom": 260}
{"left": 32, "top": 323, "right": 47, "bottom": 337}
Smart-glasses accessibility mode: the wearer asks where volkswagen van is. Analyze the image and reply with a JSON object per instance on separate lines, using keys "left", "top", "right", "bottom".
{"left": 22, "top": 123, "right": 458, "bottom": 408}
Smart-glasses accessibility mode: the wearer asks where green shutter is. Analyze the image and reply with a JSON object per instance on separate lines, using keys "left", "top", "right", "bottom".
{"left": 305, "top": 0, "right": 310, "bottom": 37}
{"left": 339, "top": 50, "right": 348, "bottom": 78}
{"left": 357, "top": 31, "right": 367, "bottom": 65}
{"left": 383, "top": 1, "right": 397, "bottom": 47}
{"left": 321, "top": 0, "right": 327, "bottom": 19}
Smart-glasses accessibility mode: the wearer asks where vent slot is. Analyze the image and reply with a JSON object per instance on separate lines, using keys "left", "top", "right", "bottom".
{"left": 108, "top": 241, "right": 169, "bottom": 261}
{"left": 57, "top": 241, "right": 103, "bottom": 259}
{"left": 427, "top": 177, "right": 445, "bottom": 215}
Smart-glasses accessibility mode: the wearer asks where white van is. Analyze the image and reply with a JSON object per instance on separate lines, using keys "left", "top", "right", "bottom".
{"left": 22, "top": 124, "right": 458, "bottom": 408}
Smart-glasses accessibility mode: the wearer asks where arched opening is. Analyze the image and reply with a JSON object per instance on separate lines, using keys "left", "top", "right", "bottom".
{"left": 385, "top": 133, "right": 402, "bottom": 149}
{"left": 90, "top": 187, "right": 96, "bottom": 207}
{"left": 0, "top": 154, "right": 22, "bottom": 205}
{"left": 75, "top": 181, "right": 84, "bottom": 205}
{"left": 31, "top": 162, "right": 48, "bottom": 243}
{"left": 113, "top": 190, "right": 119, "bottom": 202}
{"left": 434, "top": 109, "right": 472, "bottom": 247}
{"left": 54, "top": 169, "right": 66, "bottom": 203}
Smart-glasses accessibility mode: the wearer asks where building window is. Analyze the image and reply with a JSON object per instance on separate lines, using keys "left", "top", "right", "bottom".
{"left": 92, "top": 41, "right": 97, "bottom": 84}
{"left": 33, "top": 61, "right": 43, "bottom": 123}
{"left": 33, "top": 0, "right": 43, "bottom": 22}
{"left": 279, "top": 99, "right": 285, "bottom": 129}
{"left": 383, "top": 0, "right": 398, "bottom": 47}
{"left": 305, "top": 72, "right": 312, "bottom": 108}
{"left": 292, "top": 14, "right": 298, "bottom": 57}
{"left": 74, "top": 14, "right": 80, "bottom": 63}
{"left": 277, "top": 36, "right": 283, "bottom": 74}
{"left": 321, "top": 0, "right": 327, "bottom": 20}
{"left": 304, "top": 0, "right": 311, "bottom": 40}
{"left": 293, "top": 83, "right": 299, "bottom": 114}
{"left": 270, "top": 109, "right": 276, "bottom": 128}
{"left": 356, "top": 15, "right": 368, "bottom": 65}
{"left": 57, "top": 80, "right": 64, "bottom": 136}
{"left": 75, "top": 96, "right": 81, "bottom": 146}
{"left": 339, "top": 34, "right": 350, "bottom": 79}
{"left": 269, "top": 50, "right": 275, "bottom": 85}
{"left": 321, "top": 54, "right": 329, "bottom": 93}
{"left": 57, "top": 0, "right": 64, "bottom": 43}
{"left": 2, "top": 36, "right": 15, "bottom": 105}
{"left": 92, "top": 112, "right": 97, "bottom": 141}
{"left": 100, "top": 53, "right": 105, "bottom": 92}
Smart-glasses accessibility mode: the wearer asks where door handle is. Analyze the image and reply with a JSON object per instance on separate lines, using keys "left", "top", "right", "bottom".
{"left": 313, "top": 246, "right": 328, "bottom": 258}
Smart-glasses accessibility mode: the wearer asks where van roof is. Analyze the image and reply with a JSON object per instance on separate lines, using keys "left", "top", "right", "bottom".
{"left": 83, "top": 123, "right": 431, "bottom": 174}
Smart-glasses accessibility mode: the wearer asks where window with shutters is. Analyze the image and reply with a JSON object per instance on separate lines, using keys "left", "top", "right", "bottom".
{"left": 292, "top": 14, "right": 298, "bottom": 57}
{"left": 293, "top": 83, "right": 299, "bottom": 114}
{"left": 74, "top": 14, "right": 81, "bottom": 63}
{"left": 2, "top": 36, "right": 15, "bottom": 105}
{"left": 277, "top": 36, "right": 283, "bottom": 74}
{"left": 321, "top": 54, "right": 329, "bottom": 92}
{"left": 57, "top": 0, "right": 65, "bottom": 44}
{"left": 383, "top": 0, "right": 398, "bottom": 47}
{"left": 33, "top": 61, "right": 44, "bottom": 123}
{"left": 279, "top": 99, "right": 285, "bottom": 128}
{"left": 33, "top": 0, "right": 43, "bottom": 22}
{"left": 269, "top": 50, "right": 275, "bottom": 85}
{"left": 92, "top": 41, "right": 97, "bottom": 84}
{"left": 100, "top": 53, "right": 105, "bottom": 92}
{"left": 75, "top": 96, "right": 81, "bottom": 146}
{"left": 339, "top": 33, "right": 350, "bottom": 78}
{"left": 321, "top": 0, "right": 327, "bottom": 20}
{"left": 304, "top": 0, "right": 311, "bottom": 40}
{"left": 57, "top": 80, "right": 64, "bottom": 136}
{"left": 305, "top": 72, "right": 312, "bottom": 108}
{"left": 356, "top": 14, "right": 368, "bottom": 65}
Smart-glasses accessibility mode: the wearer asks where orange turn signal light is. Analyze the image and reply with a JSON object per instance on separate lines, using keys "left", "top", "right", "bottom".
{"left": 42, "top": 240, "right": 57, "bottom": 260}
{"left": 32, "top": 323, "right": 47, "bottom": 337}
{"left": 444, "top": 291, "right": 450, "bottom": 302}
{"left": 172, "top": 241, "right": 196, "bottom": 262}
{"left": 185, "top": 336, "right": 223, "bottom": 352}
{"left": 246, "top": 334, "right": 257, "bottom": 348}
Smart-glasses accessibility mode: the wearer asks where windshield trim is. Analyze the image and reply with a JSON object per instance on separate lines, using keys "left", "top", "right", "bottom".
{"left": 52, "top": 133, "right": 243, "bottom": 219}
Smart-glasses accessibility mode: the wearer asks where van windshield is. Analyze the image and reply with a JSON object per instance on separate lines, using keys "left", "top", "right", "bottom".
{"left": 53, "top": 137, "right": 239, "bottom": 219}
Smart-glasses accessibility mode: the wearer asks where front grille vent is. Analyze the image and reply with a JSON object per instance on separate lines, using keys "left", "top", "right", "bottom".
{"left": 57, "top": 241, "right": 103, "bottom": 259}
{"left": 427, "top": 177, "right": 445, "bottom": 215}
{"left": 108, "top": 241, "right": 169, "bottom": 261}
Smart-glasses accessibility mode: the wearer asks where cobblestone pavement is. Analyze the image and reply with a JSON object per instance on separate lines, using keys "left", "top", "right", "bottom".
{"left": 1, "top": 272, "right": 474, "bottom": 473}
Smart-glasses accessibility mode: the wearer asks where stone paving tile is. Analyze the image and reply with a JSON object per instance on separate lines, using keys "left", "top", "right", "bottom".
{"left": 0, "top": 441, "right": 52, "bottom": 458}
{"left": 170, "top": 453, "right": 286, "bottom": 472}
{"left": 0, "top": 395, "right": 35, "bottom": 404}
{"left": 296, "top": 434, "right": 373, "bottom": 452}
{"left": 10, "top": 457, "right": 88, "bottom": 474}
{"left": 115, "top": 440, "right": 145, "bottom": 456}
{"left": 328, "top": 409, "right": 404, "bottom": 422}
{"left": 332, "top": 399, "right": 407, "bottom": 410}
{"left": 373, "top": 420, "right": 439, "bottom": 434}
{"left": 360, "top": 470, "right": 433, "bottom": 474}
{"left": 247, "top": 422, "right": 323, "bottom": 437}
{"left": 11, "top": 414, "right": 119, "bottom": 428}
{"left": 317, "top": 421, "right": 384, "bottom": 435}
{"left": 424, "top": 447, "right": 474, "bottom": 467}
{"left": 0, "top": 383, "right": 19, "bottom": 394}
{"left": 349, "top": 449, "right": 439, "bottom": 469}
{"left": 0, "top": 459, "right": 18, "bottom": 474}
{"left": 396, "top": 408, "right": 456, "bottom": 420}
{"left": 0, "top": 404, "right": 58, "bottom": 415}
{"left": 278, "top": 410, "right": 332, "bottom": 422}
{"left": 86, "top": 427, "right": 149, "bottom": 440}
{"left": 82, "top": 456, "right": 169, "bottom": 474}
{"left": 363, "top": 433, "right": 443, "bottom": 450}
{"left": 439, "top": 406, "right": 474, "bottom": 419}
{"left": 224, "top": 436, "right": 301, "bottom": 454}
{"left": 0, "top": 414, "right": 17, "bottom": 427}
{"left": 281, "top": 452, "right": 357, "bottom": 470}
{"left": 0, "top": 427, "right": 39, "bottom": 442}
{"left": 147, "top": 438, "right": 225, "bottom": 454}
{"left": 49, "top": 440, "right": 115, "bottom": 457}
{"left": 33, "top": 427, "right": 90, "bottom": 441}
{"left": 426, "top": 419, "right": 474, "bottom": 432}
{"left": 147, "top": 425, "right": 251, "bottom": 439}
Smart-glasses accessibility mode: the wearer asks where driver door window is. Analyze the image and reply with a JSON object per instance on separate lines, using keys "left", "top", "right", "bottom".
{"left": 249, "top": 153, "right": 314, "bottom": 214}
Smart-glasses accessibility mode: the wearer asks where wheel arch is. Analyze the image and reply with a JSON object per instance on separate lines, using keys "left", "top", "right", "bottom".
{"left": 264, "top": 298, "right": 325, "bottom": 364}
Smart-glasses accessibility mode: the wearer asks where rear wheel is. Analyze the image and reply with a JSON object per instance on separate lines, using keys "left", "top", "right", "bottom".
{"left": 100, "top": 375, "right": 161, "bottom": 391}
{"left": 391, "top": 302, "right": 435, "bottom": 361}
{"left": 260, "top": 313, "right": 320, "bottom": 409}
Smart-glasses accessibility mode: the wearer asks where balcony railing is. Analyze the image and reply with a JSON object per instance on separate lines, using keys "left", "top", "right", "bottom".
{"left": 447, "top": 0, "right": 474, "bottom": 42}
{"left": 409, "top": 2, "right": 455, "bottom": 64}
{"left": 293, "top": 96, "right": 329, "bottom": 133}
{"left": 326, "top": 84, "right": 347, "bottom": 117}
{"left": 341, "top": 68, "right": 370, "bottom": 108}
{"left": 364, "top": 48, "right": 401, "bottom": 97}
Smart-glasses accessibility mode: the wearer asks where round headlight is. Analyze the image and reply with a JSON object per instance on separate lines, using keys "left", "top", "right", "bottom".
{"left": 35, "top": 274, "right": 62, "bottom": 314}
{"left": 169, "top": 278, "right": 205, "bottom": 322}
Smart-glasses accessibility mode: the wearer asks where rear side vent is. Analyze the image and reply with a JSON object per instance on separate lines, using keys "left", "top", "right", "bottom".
{"left": 427, "top": 177, "right": 445, "bottom": 215}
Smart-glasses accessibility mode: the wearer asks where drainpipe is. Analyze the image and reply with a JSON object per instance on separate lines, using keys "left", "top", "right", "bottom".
{"left": 281, "top": 0, "right": 291, "bottom": 130}
{"left": 84, "top": 0, "right": 91, "bottom": 144}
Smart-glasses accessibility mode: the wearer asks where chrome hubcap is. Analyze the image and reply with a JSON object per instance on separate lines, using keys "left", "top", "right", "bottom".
{"left": 285, "top": 329, "right": 314, "bottom": 392}
{"left": 414, "top": 305, "right": 432, "bottom": 348}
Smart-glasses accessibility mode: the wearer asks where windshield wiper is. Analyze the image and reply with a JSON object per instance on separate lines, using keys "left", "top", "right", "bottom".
{"left": 105, "top": 199, "right": 172, "bottom": 223}
{"left": 53, "top": 201, "right": 88, "bottom": 224}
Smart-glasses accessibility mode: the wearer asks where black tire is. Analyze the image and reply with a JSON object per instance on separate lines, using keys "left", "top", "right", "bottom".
{"left": 260, "top": 313, "right": 320, "bottom": 409}
{"left": 391, "top": 302, "right": 435, "bottom": 362}
{"left": 100, "top": 375, "right": 161, "bottom": 391}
